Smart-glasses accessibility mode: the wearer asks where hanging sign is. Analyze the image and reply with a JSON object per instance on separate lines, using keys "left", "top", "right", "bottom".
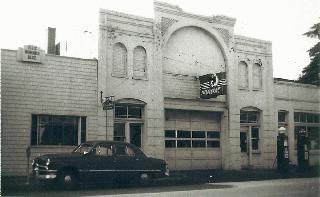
{"left": 199, "top": 72, "right": 227, "bottom": 99}
{"left": 102, "top": 96, "right": 115, "bottom": 110}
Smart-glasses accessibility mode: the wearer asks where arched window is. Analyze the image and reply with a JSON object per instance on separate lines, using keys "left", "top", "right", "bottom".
{"left": 133, "top": 46, "right": 147, "bottom": 78}
{"left": 112, "top": 42, "right": 127, "bottom": 77}
{"left": 239, "top": 61, "right": 248, "bottom": 89}
{"left": 253, "top": 63, "right": 262, "bottom": 89}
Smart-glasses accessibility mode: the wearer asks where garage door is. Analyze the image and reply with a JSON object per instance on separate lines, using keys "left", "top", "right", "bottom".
{"left": 164, "top": 109, "right": 222, "bottom": 170}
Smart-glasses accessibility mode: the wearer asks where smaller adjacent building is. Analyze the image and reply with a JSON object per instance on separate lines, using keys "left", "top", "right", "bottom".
{"left": 1, "top": 47, "right": 98, "bottom": 176}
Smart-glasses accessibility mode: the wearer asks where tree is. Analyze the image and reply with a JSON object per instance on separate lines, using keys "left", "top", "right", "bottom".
{"left": 297, "top": 22, "right": 320, "bottom": 85}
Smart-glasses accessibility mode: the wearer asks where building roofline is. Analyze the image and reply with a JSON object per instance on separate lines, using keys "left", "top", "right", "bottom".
{"left": 1, "top": 48, "right": 98, "bottom": 62}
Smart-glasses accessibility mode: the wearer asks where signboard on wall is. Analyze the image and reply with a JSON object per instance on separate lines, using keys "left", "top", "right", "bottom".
{"left": 199, "top": 72, "right": 227, "bottom": 99}
{"left": 17, "top": 45, "right": 45, "bottom": 63}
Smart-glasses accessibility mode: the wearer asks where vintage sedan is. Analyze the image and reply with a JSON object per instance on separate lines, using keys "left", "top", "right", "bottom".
{"left": 31, "top": 141, "right": 169, "bottom": 188}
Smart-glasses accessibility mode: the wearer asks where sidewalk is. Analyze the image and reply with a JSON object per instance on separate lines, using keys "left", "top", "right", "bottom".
{"left": 1, "top": 167, "right": 319, "bottom": 193}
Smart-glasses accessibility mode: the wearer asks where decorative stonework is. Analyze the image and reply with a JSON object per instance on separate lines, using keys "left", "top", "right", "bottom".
{"left": 253, "top": 58, "right": 262, "bottom": 66}
{"left": 106, "top": 25, "right": 117, "bottom": 40}
{"left": 154, "top": 22, "right": 163, "bottom": 49}
{"left": 161, "top": 17, "right": 178, "bottom": 36}
{"left": 213, "top": 27, "right": 230, "bottom": 47}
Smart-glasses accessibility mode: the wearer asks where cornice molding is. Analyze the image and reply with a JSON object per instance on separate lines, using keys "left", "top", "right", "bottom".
{"left": 107, "top": 18, "right": 153, "bottom": 29}
{"left": 100, "top": 25, "right": 154, "bottom": 39}
{"left": 274, "top": 97, "right": 320, "bottom": 104}
{"left": 235, "top": 49, "right": 272, "bottom": 57}
{"left": 154, "top": 7, "right": 236, "bottom": 27}
{"left": 100, "top": 9, "right": 153, "bottom": 23}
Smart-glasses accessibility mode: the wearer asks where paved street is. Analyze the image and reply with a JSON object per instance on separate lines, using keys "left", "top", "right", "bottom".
{"left": 2, "top": 177, "right": 319, "bottom": 197}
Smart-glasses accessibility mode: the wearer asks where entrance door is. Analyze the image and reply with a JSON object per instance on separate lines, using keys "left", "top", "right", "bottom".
{"left": 114, "top": 122, "right": 142, "bottom": 148}
{"left": 240, "top": 127, "right": 249, "bottom": 168}
{"left": 130, "top": 123, "right": 142, "bottom": 147}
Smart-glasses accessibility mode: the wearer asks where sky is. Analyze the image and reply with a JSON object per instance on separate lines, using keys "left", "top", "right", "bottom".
{"left": 0, "top": 0, "right": 319, "bottom": 80}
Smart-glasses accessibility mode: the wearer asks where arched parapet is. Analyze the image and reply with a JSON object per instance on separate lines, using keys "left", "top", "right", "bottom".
{"left": 162, "top": 21, "right": 231, "bottom": 65}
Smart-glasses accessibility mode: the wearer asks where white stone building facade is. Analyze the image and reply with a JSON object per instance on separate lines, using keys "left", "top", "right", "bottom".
{"left": 1, "top": 1, "right": 319, "bottom": 177}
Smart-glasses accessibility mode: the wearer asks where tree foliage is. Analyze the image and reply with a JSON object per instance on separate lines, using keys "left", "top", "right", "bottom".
{"left": 297, "top": 22, "right": 320, "bottom": 85}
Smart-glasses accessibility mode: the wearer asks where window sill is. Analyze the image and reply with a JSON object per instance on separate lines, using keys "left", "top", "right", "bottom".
{"left": 252, "top": 88, "right": 263, "bottom": 92}
{"left": 238, "top": 87, "right": 249, "bottom": 91}
{"left": 252, "top": 150, "right": 261, "bottom": 154}
{"left": 132, "top": 75, "right": 148, "bottom": 81}
{"left": 111, "top": 73, "right": 128, "bottom": 78}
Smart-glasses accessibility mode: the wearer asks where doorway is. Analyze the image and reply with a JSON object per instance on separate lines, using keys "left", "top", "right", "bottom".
{"left": 113, "top": 122, "right": 142, "bottom": 148}
{"left": 130, "top": 123, "right": 142, "bottom": 147}
{"left": 240, "top": 127, "right": 249, "bottom": 168}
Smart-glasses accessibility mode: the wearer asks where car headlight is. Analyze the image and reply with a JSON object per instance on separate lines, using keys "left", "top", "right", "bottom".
{"left": 46, "top": 158, "right": 50, "bottom": 166}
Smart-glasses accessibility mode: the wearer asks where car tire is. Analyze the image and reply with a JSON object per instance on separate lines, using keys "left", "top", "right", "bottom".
{"left": 57, "top": 170, "right": 77, "bottom": 190}
{"left": 139, "top": 173, "right": 152, "bottom": 186}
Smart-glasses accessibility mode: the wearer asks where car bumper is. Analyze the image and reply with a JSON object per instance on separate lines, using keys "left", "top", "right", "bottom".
{"left": 32, "top": 169, "right": 58, "bottom": 180}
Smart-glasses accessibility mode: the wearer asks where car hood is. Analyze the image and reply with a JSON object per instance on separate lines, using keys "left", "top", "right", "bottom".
{"left": 35, "top": 152, "right": 82, "bottom": 161}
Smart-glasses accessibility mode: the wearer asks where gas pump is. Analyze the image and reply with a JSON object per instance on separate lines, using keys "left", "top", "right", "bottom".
{"left": 277, "top": 128, "right": 289, "bottom": 173}
{"left": 297, "top": 129, "right": 309, "bottom": 170}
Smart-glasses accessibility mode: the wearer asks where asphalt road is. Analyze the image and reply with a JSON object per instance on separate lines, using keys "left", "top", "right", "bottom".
{"left": 3, "top": 177, "right": 319, "bottom": 197}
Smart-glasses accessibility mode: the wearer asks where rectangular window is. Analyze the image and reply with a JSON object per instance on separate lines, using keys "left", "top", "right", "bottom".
{"left": 115, "top": 106, "right": 127, "bottom": 118}
{"left": 128, "top": 106, "right": 142, "bottom": 119}
{"left": 240, "top": 111, "right": 258, "bottom": 124}
{"left": 164, "top": 130, "right": 220, "bottom": 148}
{"left": 308, "top": 127, "right": 320, "bottom": 150}
{"left": 177, "top": 130, "right": 191, "bottom": 138}
{"left": 165, "top": 140, "right": 176, "bottom": 148}
{"left": 165, "top": 130, "right": 176, "bottom": 138}
{"left": 31, "top": 115, "right": 85, "bottom": 146}
{"left": 248, "top": 112, "right": 258, "bottom": 123}
{"left": 278, "top": 111, "right": 286, "bottom": 123}
{"left": 81, "top": 117, "right": 86, "bottom": 143}
{"left": 251, "top": 127, "right": 259, "bottom": 150}
{"left": 240, "top": 132, "right": 247, "bottom": 152}
{"left": 294, "top": 112, "right": 300, "bottom": 122}
{"left": 207, "top": 131, "right": 220, "bottom": 139}
{"left": 300, "top": 113, "right": 306, "bottom": 123}
{"left": 115, "top": 105, "right": 143, "bottom": 119}
{"left": 114, "top": 123, "right": 125, "bottom": 142}
{"left": 192, "top": 140, "right": 206, "bottom": 148}
{"left": 207, "top": 141, "right": 220, "bottom": 148}
{"left": 177, "top": 140, "right": 191, "bottom": 148}
{"left": 192, "top": 131, "right": 205, "bottom": 138}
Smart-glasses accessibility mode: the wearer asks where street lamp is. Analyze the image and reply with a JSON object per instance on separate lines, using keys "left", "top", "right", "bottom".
{"left": 278, "top": 126, "right": 286, "bottom": 134}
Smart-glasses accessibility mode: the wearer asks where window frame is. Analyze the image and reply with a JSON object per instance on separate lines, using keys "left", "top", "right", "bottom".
{"left": 31, "top": 114, "right": 86, "bottom": 146}
{"left": 164, "top": 130, "right": 221, "bottom": 149}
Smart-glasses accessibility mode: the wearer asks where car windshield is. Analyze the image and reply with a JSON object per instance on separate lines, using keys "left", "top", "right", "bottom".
{"left": 73, "top": 143, "right": 94, "bottom": 154}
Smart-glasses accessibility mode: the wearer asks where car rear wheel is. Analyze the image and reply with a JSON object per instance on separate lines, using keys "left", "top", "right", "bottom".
{"left": 139, "top": 173, "right": 152, "bottom": 186}
{"left": 57, "top": 170, "right": 77, "bottom": 190}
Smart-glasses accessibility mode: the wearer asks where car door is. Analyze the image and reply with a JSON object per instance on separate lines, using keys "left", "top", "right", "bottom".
{"left": 114, "top": 144, "right": 140, "bottom": 181}
{"left": 85, "top": 143, "right": 117, "bottom": 183}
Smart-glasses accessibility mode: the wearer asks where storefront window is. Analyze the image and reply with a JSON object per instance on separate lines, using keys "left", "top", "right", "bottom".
{"left": 294, "top": 112, "right": 320, "bottom": 150}
{"left": 31, "top": 115, "right": 86, "bottom": 146}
